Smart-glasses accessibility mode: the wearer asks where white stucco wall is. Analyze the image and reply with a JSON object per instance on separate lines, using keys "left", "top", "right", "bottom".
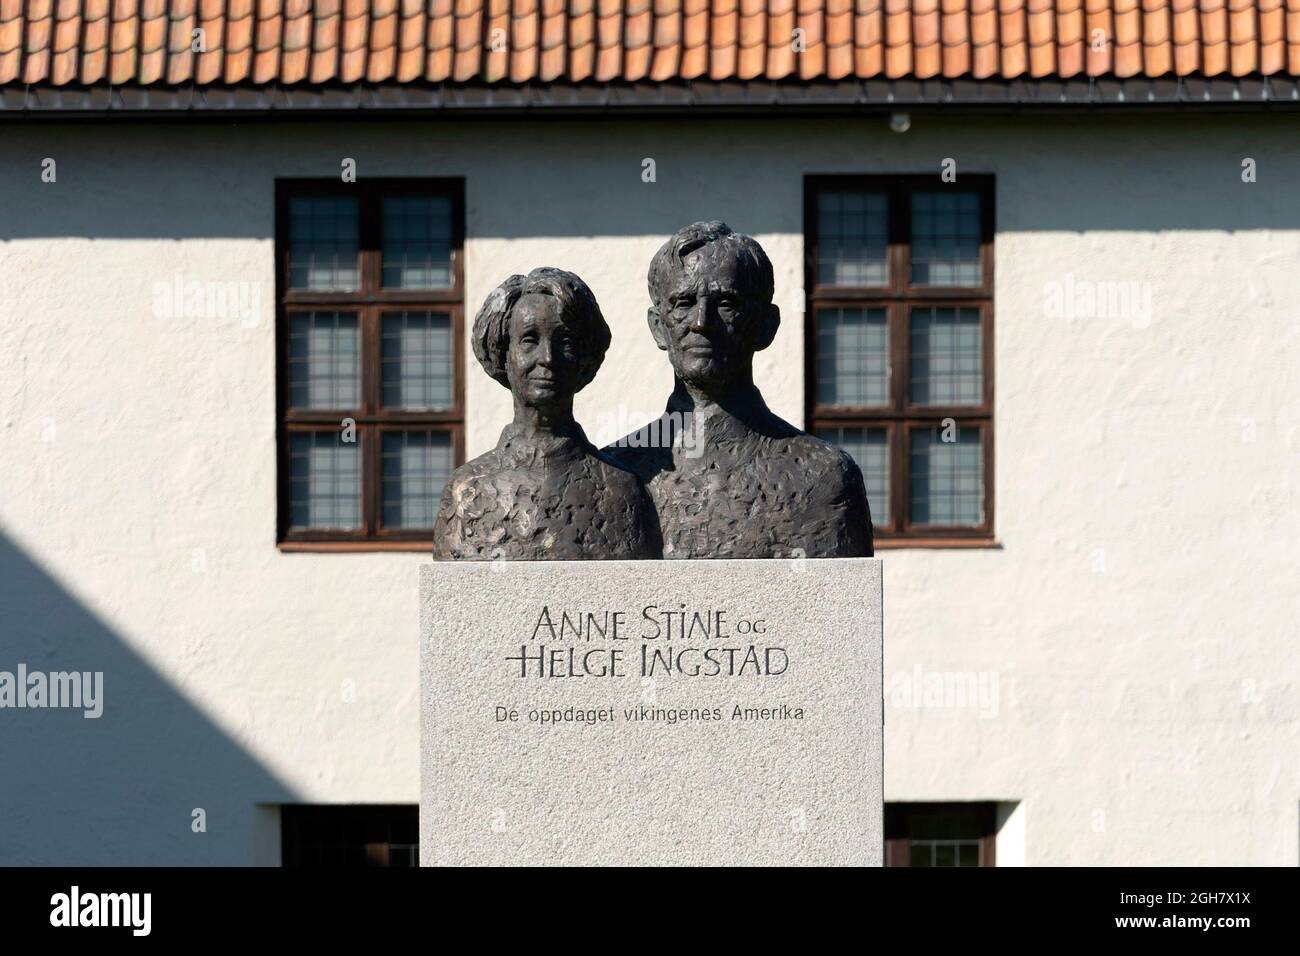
{"left": 0, "top": 114, "right": 1296, "bottom": 865}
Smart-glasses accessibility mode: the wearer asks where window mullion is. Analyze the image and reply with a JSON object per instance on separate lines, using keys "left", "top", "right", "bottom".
{"left": 363, "top": 423, "right": 379, "bottom": 538}
{"left": 360, "top": 185, "right": 381, "bottom": 294}
{"left": 894, "top": 419, "right": 908, "bottom": 536}
{"left": 363, "top": 304, "right": 380, "bottom": 417}
{"left": 889, "top": 182, "right": 909, "bottom": 535}
{"left": 364, "top": 306, "right": 382, "bottom": 538}
{"left": 891, "top": 179, "right": 909, "bottom": 292}
{"left": 890, "top": 299, "right": 906, "bottom": 415}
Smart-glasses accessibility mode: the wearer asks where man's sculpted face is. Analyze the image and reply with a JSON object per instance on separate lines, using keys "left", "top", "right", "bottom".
{"left": 657, "top": 248, "right": 757, "bottom": 392}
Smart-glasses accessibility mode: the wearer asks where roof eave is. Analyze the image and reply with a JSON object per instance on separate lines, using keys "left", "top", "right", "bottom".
{"left": 2, "top": 78, "right": 1298, "bottom": 119}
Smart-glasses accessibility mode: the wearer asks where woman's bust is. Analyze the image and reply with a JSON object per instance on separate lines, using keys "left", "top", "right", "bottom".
{"left": 432, "top": 268, "right": 661, "bottom": 560}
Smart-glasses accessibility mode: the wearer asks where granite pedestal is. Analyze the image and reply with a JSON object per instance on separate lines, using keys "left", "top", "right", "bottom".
{"left": 420, "top": 558, "right": 882, "bottom": 866}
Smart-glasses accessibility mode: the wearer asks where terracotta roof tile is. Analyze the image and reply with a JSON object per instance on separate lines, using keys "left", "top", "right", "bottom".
{"left": 1110, "top": 0, "right": 1138, "bottom": 75}
{"left": 1228, "top": 0, "right": 1255, "bottom": 75}
{"left": 452, "top": 0, "right": 480, "bottom": 81}
{"left": 882, "top": 0, "right": 909, "bottom": 77}
{"left": 311, "top": 8, "right": 341, "bottom": 81}
{"left": 23, "top": 0, "right": 52, "bottom": 84}
{"left": 1170, "top": 0, "right": 1196, "bottom": 74}
{"left": 622, "top": 0, "right": 651, "bottom": 79}
{"left": 912, "top": 0, "right": 940, "bottom": 79}
{"left": 1199, "top": 0, "right": 1226, "bottom": 73}
{"left": 274, "top": 0, "right": 309, "bottom": 83}
{"left": 483, "top": 0, "right": 509, "bottom": 82}
{"left": 224, "top": 7, "right": 254, "bottom": 81}
{"left": 536, "top": 0, "right": 565, "bottom": 80}
{"left": 939, "top": 0, "right": 969, "bottom": 77}
{"left": 568, "top": 0, "right": 595, "bottom": 78}
{"left": 1083, "top": 0, "right": 1110, "bottom": 72}
{"left": 969, "top": 0, "right": 996, "bottom": 75}
{"left": 1257, "top": 0, "right": 1283, "bottom": 72}
{"left": 735, "top": 0, "right": 764, "bottom": 75}
{"left": 1288, "top": 0, "right": 1300, "bottom": 74}
{"left": 712, "top": 0, "right": 738, "bottom": 80}
{"left": 1027, "top": 0, "right": 1056, "bottom": 77}
{"left": 1139, "top": 0, "right": 1169, "bottom": 76}
{"left": 645, "top": 0, "right": 672, "bottom": 78}
{"left": 193, "top": 0, "right": 223, "bottom": 84}
{"left": 78, "top": 0, "right": 110, "bottom": 84}
{"left": 854, "top": 0, "right": 883, "bottom": 76}
{"left": 1054, "top": 0, "right": 1083, "bottom": 76}
{"left": 0, "top": 0, "right": 22, "bottom": 85}
{"left": 508, "top": 0, "right": 537, "bottom": 82}
{"left": 676, "top": 0, "right": 707, "bottom": 76}
{"left": 0, "top": 0, "right": 1294, "bottom": 88}
{"left": 999, "top": 0, "right": 1028, "bottom": 77}
{"left": 50, "top": 0, "right": 79, "bottom": 86}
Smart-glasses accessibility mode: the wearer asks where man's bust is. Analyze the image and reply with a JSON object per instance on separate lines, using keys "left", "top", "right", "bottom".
{"left": 605, "top": 221, "right": 873, "bottom": 559}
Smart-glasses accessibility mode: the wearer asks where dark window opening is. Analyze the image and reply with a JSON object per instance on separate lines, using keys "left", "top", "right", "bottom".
{"left": 280, "top": 804, "right": 418, "bottom": 867}
{"left": 885, "top": 802, "right": 998, "bottom": 867}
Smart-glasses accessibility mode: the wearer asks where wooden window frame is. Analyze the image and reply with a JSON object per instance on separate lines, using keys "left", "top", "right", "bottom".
{"left": 275, "top": 179, "right": 465, "bottom": 552}
{"left": 804, "top": 174, "right": 995, "bottom": 548}
{"left": 884, "top": 801, "right": 998, "bottom": 867}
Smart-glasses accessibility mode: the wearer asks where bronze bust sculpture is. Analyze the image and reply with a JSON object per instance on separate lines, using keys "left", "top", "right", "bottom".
{"left": 431, "top": 267, "right": 660, "bottom": 560}
{"left": 605, "top": 221, "right": 873, "bottom": 559}
{"left": 432, "top": 226, "right": 873, "bottom": 561}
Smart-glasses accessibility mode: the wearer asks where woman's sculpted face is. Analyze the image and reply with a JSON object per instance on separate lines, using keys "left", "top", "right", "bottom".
{"left": 505, "top": 292, "right": 584, "bottom": 410}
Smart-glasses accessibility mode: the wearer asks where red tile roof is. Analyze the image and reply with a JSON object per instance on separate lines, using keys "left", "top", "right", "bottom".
{"left": 0, "top": 0, "right": 1296, "bottom": 88}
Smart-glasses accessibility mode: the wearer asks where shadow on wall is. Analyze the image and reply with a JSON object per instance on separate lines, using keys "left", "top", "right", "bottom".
{"left": 0, "top": 116, "right": 1295, "bottom": 240}
{"left": 0, "top": 530, "right": 297, "bottom": 865}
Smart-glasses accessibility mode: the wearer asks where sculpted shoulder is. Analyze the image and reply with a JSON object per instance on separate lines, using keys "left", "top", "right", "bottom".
{"left": 431, "top": 449, "right": 513, "bottom": 559}
{"left": 782, "top": 431, "right": 863, "bottom": 491}
{"left": 440, "top": 449, "right": 509, "bottom": 505}
{"left": 758, "top": 428, "right": 871, "bottom": 525}
{"left": 740, "top": 406, "right": 862, "bottom": 498}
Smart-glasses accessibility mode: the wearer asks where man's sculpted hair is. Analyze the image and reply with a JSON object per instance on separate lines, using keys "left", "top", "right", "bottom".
{"left": 473, "top": 266, "right": 611, "bottom": 391}
{"left": 647, "top": 221, "right": 776, "bottom": 310}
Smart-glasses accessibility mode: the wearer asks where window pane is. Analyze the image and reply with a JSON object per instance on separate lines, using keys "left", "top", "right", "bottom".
{"left": 288, "top": 432, "right": 361, "bottom": 530}
{"left": 910, "top": 426, "right": 983, "bottom": 526}
{"left": 910, "top": 307, "right": 982, "bottom": 405}
{"left": 817, "top": 307, "right": 889, "bottom": 406}
{"left": 910, "top": 191, "right": 981, "bottom": 286}
{"left": 382, "top": 311, "right": 453, "bottom": 409}
{"left": 815, "top": 426, "right": 889, "bottom": 527}
{"left": 816, "top": 190, "right": 888, "bottom": 286}
{"left": 382, "top": 196, "right": 454, "bottom": 289}
{"left": 382, "top": 431, "right": 454, "bottom": 529}
{"left": 288, "top": 312, "right": 360, "bottom": 409}
{"left": 288, "top": 197, "right": 359, "bottom": 291}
